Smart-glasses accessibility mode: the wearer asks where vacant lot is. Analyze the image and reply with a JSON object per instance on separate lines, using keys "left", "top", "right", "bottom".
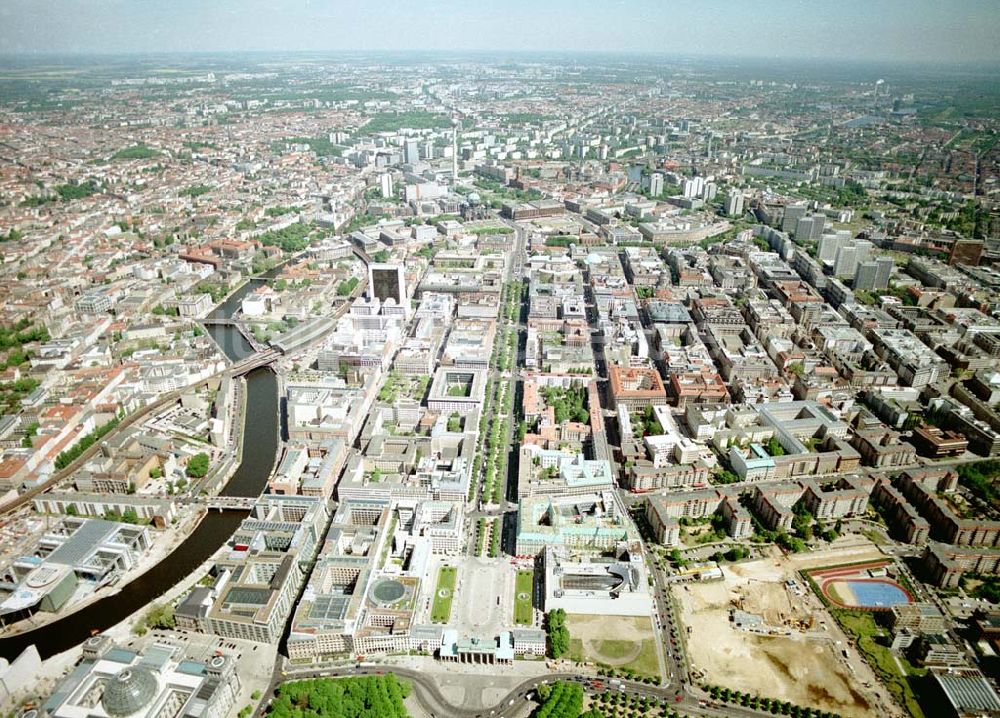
{"left": 566, "top": 614, "right": 660, "bottom": 678}
{"left": 674, "top": 543, "right": 904, "bottom": 718}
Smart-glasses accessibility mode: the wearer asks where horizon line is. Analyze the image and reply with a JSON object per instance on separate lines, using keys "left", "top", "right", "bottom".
{"left": 0, "top": 48, "right": 998, "bottom": 70}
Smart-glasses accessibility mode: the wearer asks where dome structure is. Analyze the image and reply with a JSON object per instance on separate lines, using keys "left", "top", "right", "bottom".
{"left": 371, "top": 578, "right": 406, "bottom": 605}
{"left": 466, "top": 191, "right": 482, "bottom": 206}
{"left": 102, "top": 667, "right": 159, "bottom": 717}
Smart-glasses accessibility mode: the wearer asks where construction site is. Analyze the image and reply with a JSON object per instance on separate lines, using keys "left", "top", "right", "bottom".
{"left": 674, "top": 537, "right": 906, "bottom": 718}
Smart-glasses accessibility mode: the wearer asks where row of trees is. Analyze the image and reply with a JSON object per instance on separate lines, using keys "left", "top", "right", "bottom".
{"left": 504, "top": 282, "right": 522, "bottom": 322}
{"left": 63, "top": 503, "right": 142, "bottom": 525}
{"left": 101, "top": 508, "right": 143, "bottom": 524}
{"left": 473, "top": 280, "right": 521, "bottom": 505}
{"left": 591, "top": 688, "right": 676, "bottom": 715}
{"left": 469, "top": 380, "right": 490, "bottom": 502}
{"left": 488, "top": 518, "right": 501, "bottom": 558}
{"left": 545, "top": 608, "right": 571, "bottom": 658}
{"left": 476, "top": 517, "right": 487, "bottom": 556}
{"left": 481, "top": 318, "right": 514, "bottom": 504}
{"left": 54, "top": 415, "right": 121, "bottom": 470}
{"left": 703, "top": 684, "right": 842, "bottom": 718}
{"left": 595, "top": 667, "right": 662, "bottom": 685}
{"left": 494, "top": 286, "right": 520, "bottom": 372}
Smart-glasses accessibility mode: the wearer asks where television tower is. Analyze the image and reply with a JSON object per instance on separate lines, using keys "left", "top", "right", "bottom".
{"left": 452, "top": 121, "right": 459, "bottom": 183}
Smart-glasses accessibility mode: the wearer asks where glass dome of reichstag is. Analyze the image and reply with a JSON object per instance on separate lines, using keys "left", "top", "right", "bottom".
{"left": 101, "top": 667, "right": 159, "bottom": 717}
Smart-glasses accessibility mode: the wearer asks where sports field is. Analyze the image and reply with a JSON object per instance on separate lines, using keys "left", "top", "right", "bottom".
{"left": 808, "top": 560, "right": 912, "bottom": 610}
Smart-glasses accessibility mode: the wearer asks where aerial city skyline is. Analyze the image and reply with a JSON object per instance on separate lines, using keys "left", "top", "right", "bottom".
{"left": 0, "top": 3, "right": 997, "bottom": 718}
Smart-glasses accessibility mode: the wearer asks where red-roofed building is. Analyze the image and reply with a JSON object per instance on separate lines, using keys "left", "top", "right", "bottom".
{"left": 669, "top": 371, "right": 729, "bottom": 408}
{"left": 609, "top": 364, "right": 667, "bottom": 410}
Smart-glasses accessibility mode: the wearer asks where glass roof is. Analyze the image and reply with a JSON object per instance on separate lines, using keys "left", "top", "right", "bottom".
{"left": 101, "top": 666, "right": 159, "bottom": 717}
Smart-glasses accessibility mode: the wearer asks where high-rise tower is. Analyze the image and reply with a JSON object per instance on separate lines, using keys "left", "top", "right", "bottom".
{"left": 452, "top": 123, "right": 459, "bottom": 182}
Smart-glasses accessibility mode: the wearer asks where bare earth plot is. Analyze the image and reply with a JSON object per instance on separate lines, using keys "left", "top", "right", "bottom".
{"left": 674, "top": 541, "right": 905, "bottom": 718}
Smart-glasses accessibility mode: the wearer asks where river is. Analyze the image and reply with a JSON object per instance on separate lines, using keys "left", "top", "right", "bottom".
{"left": 0, "top": 278, "right": 280, "bottom": 660}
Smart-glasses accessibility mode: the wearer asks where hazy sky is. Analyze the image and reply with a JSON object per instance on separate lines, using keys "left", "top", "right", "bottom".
{"left": 1, "top": 0, "right": 998, "bottom": 64}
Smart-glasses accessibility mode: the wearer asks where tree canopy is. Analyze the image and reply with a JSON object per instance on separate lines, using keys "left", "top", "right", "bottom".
{"left": 186, "top": 452, "right": 210, "bottom": 479}
{"left": 540, "top": 384, "right": 589, "bottom": 425}
{"left": 546, "top": 608, "right": 571, "bottom": 658}
{"left": 532, "top": 681, "right": 583, "bottom": 718}
{"left": 257, "top": 222, "right": 314, "bottom": 252}
{"left": 267, "top": 676, "right": 411, "bottom": 718}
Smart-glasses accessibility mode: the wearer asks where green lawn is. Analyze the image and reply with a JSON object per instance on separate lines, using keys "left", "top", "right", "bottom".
{"left": 834, "top": 609, "right": 926, "bottom": 718}
{"left": 594, "top": 640, "right": 634, "bottom": 660}
{"left": 514, "top": 570, "right": 534, "bottom": 625}
{"left": 623, "top": 640, "right": 661, "bottom": 679}
{"left": 586, "top": 638, "right": 660, "bottom": 678}
{"left": 431, "top": 566, "right": 457, "bottom": 623}
{"left": 563, "top": 614, "right": 662, "bottom": 679}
